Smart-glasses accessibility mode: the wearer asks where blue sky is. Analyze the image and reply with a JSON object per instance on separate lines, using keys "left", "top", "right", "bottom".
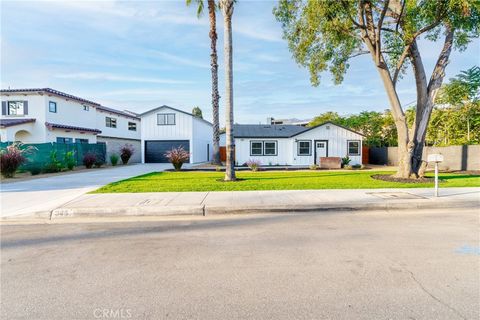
{"left": 1, "top": 0, "right": 478, "bottom": 124}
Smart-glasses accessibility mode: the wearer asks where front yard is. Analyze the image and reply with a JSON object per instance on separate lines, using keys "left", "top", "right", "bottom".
{"left": 93, "top": 170, "right": 480, "bottom": 193}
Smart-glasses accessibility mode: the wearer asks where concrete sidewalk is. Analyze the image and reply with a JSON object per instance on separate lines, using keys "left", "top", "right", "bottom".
{"left": 11, "top": 187, "right": 478, "bottom": 220}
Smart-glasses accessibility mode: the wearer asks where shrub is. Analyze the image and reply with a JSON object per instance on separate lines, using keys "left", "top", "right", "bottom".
{"left": 110, "top": 154, "right": 119, "bottom": 166}
{"left": 43, "top": 150, "right": 64, "bottom": 173}
{"left": 64, "top": 151, "right": 76, "bottom": 170}
{"left": 120, "top": 144, "right": 135, "bottom": 164}
{"left": 28, "top": 166, "right": 43, "bottom": 176}
{"left": 0, "top": 143, "right": 31, "bottom": 178}
{"left": 165, "top": 147, "right": 190, "bottom": 171}
{"left": 94, "top": 158, "right": 105, "bottom": 168}
{"left": 215, "top": 165, "right": 222, "bottom": 172}
{"left": 341, "top": 156, "right": 351, "bottom": 168}
{"left": 83, "top": 152, "right": 96, "bottom": 169}
{"left": 309, "top": 164, "right": 318, "bottom": 170}
{"left": 246, "top": 159, "right": 261, "bottom": 172}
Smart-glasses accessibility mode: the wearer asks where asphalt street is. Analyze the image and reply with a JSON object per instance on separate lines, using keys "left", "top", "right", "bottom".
{"left": 1, "top": 208, "right": 479, "bottom": 320}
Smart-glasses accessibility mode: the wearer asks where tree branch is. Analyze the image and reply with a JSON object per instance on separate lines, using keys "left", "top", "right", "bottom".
{"left": 376, "top": 0, "right": 390, "bottom": 66}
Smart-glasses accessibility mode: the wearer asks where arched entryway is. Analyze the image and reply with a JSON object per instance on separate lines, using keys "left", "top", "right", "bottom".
{"left": 14, "top": 130, "right": 32, "bottom": 142}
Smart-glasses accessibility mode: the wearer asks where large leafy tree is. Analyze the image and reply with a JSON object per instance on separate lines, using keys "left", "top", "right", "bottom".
{"left": 186, "top": 0, "right": 222, "bottom": 165}
{"left": 274, "top": 0, "right": 479, "bottom": 178}
{"left": 435, "top": 66, "right": 480, "bottom": 143}
{"left": 220, "top": 0, "right": 236, "bottom": 181}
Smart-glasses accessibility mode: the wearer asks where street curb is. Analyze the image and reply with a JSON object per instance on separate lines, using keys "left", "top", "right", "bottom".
{"left": 203, "top": 200, "right": 479, "bottom": 215}
{"left": 2, "top": 199, "right": 477, "bottom": 222}
{"left": 50, "top": 205, "right": 205, "bottom": 219}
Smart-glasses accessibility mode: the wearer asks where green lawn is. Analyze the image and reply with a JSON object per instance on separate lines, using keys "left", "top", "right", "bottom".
{"left": 93, "top": 170, "right": 480, "bottom": 193}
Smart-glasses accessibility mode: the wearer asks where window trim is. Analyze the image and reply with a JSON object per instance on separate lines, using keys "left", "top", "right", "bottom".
{"left": 49, "top": 101, "right": 57, "bottom": 113}
{"left": 263, "top": 141, "right": 278, "bottom": 156}
{"left": 157, "top": 113, "right": 176, "bottom": 125}
{"left": 297, "top": 140, "right": 312, "bottom": 156}
{"left": 347, "top": 140, "right": 361, "bottom": 156}
{"left": 7, "top": 101, "right": 25, "bottom": 116}
{"left": 250, "top": 141, "right": 263, "bottom": 156}
{"left": 250, "top": 140, "right": 278, "bottom": 156}
{"left": 128, "top": 121, "right": 137, "bottom": 131}
{"left": 105, "top": 116, "right": 117, "bottom": 128}
{"left": 56, "top": 137, "right": 74, "bottom": 144}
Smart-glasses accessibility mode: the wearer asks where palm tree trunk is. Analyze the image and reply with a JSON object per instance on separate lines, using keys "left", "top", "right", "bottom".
{"left": 208, "top": 0, "right": 221, "bottom": 165}
{"left": 221, "top": 0, "right": 236, "bottom": 181}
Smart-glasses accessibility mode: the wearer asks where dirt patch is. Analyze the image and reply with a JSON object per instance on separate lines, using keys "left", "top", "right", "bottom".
{"left": 371, "top": 174, "right": 436, "bottom": 184}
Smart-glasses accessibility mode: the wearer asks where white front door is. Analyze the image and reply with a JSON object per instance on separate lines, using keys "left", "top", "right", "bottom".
{"left": 315, "top": 141, "right": 327, "bottom": 163}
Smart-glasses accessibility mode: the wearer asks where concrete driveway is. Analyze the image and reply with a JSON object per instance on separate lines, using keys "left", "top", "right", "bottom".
{"left": 0, "top": 164, "right": 171, "bottom": 218}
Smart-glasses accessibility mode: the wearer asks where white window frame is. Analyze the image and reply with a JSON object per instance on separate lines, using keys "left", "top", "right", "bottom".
{"left": 7, "top": 101, "right": 25, "bottom": 115}
{"left": 157, "top": 113, "right": 176, "bottom": 125}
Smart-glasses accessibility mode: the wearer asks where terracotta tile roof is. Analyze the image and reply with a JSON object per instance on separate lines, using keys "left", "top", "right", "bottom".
{"left": 1, "top": 88, "right": 101, "bottom": 106}
{"left": 0, "top": 118, "right": 36, "bottom": 128}
{"left": 45, "top": 122, "right": 102, "bottom": 134}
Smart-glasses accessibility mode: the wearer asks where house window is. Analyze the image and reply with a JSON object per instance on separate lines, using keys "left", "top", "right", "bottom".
{"left": 128, "top": 122, "right": 137, "bottom": 131}
{"left": 298, "top": 140, "right": 311, "bottom": 156}
{"left": 49, "top": 101, "right": 57, "bottom": 113}
{"left": 56, "top": 137, "right": 73, "bottom": 144}
{"left": 83, "top": 105, "right": 89, "bottom": 111}
{"left": 348, "top": 140, "right": 360, "bottom": 156}
{"left": 106, "top": 117, "right": 117, "bottom": 128}
{"left": 250, "top": 141, "right": 263, "bottom": 156}
{"left": 264, "top": 141, "right": 277, "bottom": 156}
{"left": 157, "top": 113, "right": 175, "bottom": 125}
{"left": 250, "top": 141, "right": 277, "bottom": 156}
{"left": 7, "top": 101, "right": 25, "bottom": 115}
{"left": 76, "top": 138, "right": 89, "bottom": 144}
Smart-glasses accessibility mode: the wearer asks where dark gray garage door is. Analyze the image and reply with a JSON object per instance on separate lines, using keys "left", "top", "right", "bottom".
{"left": 145, "top": 140, "right": 190, "bottom": 163}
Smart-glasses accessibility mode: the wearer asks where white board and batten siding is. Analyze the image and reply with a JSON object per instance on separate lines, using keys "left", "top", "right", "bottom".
{"left": 140, "top": 106, "right": 213, "bottom": 163}
{"left": 231, "top": 123, "right": 363, "bottom": 166}
{"left": 293, "top": 124, "right": 363, "bottom": 165}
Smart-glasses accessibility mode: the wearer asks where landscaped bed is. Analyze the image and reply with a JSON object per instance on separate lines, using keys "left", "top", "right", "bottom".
{"left": 93, "top": 170, "right": 480, "bottom": 193}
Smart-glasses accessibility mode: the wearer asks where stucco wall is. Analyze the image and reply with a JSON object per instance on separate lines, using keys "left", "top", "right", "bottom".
{"left": 371, "top": 145, "right": 480, "bottom": 170}
{"left": 96, "top": 136, "right": 141, "bottom": 164}
{"left": 96, "top": 109, "right": 140, "bottom": 140}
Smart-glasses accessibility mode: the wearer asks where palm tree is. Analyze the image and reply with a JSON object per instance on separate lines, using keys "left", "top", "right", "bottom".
{"left": 186, "top": 0, "right": 222, "bottom": 165}
{"left": 219, "top": 0, "right": 236, "bottom": 181}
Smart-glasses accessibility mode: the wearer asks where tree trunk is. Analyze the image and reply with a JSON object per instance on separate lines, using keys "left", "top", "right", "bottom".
{"left": 208, "top": 0, "right": 221, "bottom": 165}
{"left": 221, "top": 0, "right": 236, "bottom": 181}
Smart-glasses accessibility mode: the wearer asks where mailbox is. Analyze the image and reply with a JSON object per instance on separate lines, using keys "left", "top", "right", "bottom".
{"left": 427, "top": 154, "right": 444, "bottom": 163}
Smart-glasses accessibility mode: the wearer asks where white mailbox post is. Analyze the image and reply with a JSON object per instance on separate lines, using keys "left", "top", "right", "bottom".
{"left": 427, "top": 154, "right": 444, "bottom": 197}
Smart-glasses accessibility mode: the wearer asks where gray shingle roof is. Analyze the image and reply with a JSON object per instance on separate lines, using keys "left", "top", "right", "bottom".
{"left": 233, "top": 124, "right": 308, "bottom": 138}
{"left": 0, "top": 118, "right": 36, "bottom": 128}
{"left": 230, "top": 122, "right": 364, "bottom": 138}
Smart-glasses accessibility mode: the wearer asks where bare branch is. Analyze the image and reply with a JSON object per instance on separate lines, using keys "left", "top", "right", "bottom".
{"left": 376, "top": 0, "right": 390, "bottom": 65}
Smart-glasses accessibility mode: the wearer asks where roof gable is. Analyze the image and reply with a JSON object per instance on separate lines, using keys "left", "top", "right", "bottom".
{"left": 292, "top": 121, "right": 365, "bottom": 137}
{"left": 140, "top": 105, "right": 212, "bottom": 126}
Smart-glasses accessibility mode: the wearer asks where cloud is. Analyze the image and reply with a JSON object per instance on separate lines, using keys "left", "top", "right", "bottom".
{"left": 54, "top": 72, "right": 193, "bottom": 84}
{"left": 148, "top": 50, "right": 210, "bottom": 69}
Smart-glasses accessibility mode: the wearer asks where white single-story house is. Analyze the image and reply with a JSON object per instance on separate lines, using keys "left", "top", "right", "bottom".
{"left": 140, "top": 105, "right": 213, "bottom": 163}
{"left": 220, "top": 122, "right": 364, "bottom": 166}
